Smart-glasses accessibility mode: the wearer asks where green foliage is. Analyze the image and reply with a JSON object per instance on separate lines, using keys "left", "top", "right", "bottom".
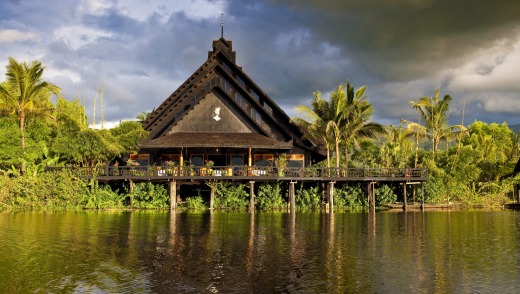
{"left": 129, "top": 182, "right": 169, "bottom": 209}
{"left": 109, "top": 121, "right": 148, "bottom": 154}
{"left": 295, "top": 184, "right": 322, "bottom": 211}
{"left": 374, "top": 184, "right": 397, "bottom": 204}
{"left": 213, "top": 182, "right": 249, "bottom": 210}
{"left": 82, "top": 184, "right": 124, "bottom": 209}
{"left": 183, "top": 196, "right": 207, "bottom": 211}
{"left": 256, "top": 183, "right": 287, "bottom": 211}
{"left": 334, "top": 184, "right": 367, "bottom": 211}
{"left": 0, "top": 170, "right": 87, "bottom": 209}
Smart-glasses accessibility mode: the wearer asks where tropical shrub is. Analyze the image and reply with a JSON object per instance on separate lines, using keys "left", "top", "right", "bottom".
{"left": 375, "top": 184, "right": 398, "bottom": 204}
{"left": 256, "top": 183, "right": 287, "bottom": 211}
{"left": 334, "top": 184, "right": 367, "bottom": 211}
{"left": 295, "top": 184, "right": 322, "bottom": 211}
{"left": 213, "top": 182, "right": 248, "bottom": 210}
{"left": 183, "top": 195, "right": 207, "bottom": 211}
{"left": 129, "top": 182, "right": 169, "bottom": 209}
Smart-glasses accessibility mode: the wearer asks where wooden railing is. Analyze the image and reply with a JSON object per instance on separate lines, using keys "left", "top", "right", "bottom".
{"left": 46, "top": 166, "right": 428, "bottom": 181}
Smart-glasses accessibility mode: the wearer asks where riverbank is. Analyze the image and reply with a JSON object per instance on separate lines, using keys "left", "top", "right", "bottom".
{"left": 0, "top": 171, "right": 516, "bottom": 211}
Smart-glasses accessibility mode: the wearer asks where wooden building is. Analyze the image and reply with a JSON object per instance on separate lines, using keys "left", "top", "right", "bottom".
{"left": 136, "top": 36, "right": 324, "bottom": 170}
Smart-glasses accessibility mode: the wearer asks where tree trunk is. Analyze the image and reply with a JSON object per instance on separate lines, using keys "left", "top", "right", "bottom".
{"left": 19, "top": 112, "right": 26, "bottom": 174}
{"left": 335, "top": 138, "right": 340, "bottom": 176}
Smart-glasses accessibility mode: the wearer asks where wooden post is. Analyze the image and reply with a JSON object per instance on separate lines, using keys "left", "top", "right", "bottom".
{"left": 171, "top": 180, "right": 177, "bottom": 210}
{"left": 328, "top": 181, "right": 335, "bottom": 213}
{"left": 248, "top": 148, "right": 252, "bottom": 167}
{"left": 368, "top": 182, "right": 373, "bottom": 212}
{"left": 129, "top": 180, "right": 134, "bottom": 210}
{"left": 249, "top": 181, "right": 255, "bottom": 213}
{"left": 421, "top": 182, "right": 425, "bottom": 211}
{"left": 403, "top": 182, "right": 407, "bottom": 211}
{"left": 289, "top": 181, "right": 296, "bottom": 213}
{"left": 210, "top": 187, "right": 215, "bottom": 211}
{"left": 368, "top": 182, "right": 376, "bottom": 213}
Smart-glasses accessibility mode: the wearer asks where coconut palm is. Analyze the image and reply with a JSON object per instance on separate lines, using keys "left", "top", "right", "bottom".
{"left": 402, "top": 89, "right": 467, "bottom": 161}
{"left": 0, "top": 57, "right": 60, "bottom": 172}
{"left": 340, "top": 82, "right": 386, "bottom": 169}
{"left": 291, "top": 91, "right": 333, "bottom": 168}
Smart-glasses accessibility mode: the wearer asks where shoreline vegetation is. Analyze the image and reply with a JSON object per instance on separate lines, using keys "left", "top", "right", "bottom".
{"left": 1, "top": 58, "right": 519, "bottom": 212}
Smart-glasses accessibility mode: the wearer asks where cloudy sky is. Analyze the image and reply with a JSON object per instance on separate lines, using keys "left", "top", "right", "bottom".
{"left": 1, "top": 0, "right": 520, "bottom": 128}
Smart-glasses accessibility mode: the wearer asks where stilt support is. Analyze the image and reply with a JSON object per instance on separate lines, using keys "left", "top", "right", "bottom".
{"left": 210, "top": 186, "right": 215, "bottom": 211}
{"left": 368, "top": 182, "right": 376, "bottom": 213}
{"left": 169, "top": 180, "right": 177, "bottom": 210}
{"left": 249, "top": 181, "right": 255, "bottom": 213}
{"left": 328, "top": 181, "right": 335, "bottom": 213}
{"left": 289, "top": 181, "right": 296, "bottom": 213}
{"left": 421, "top": 182, "right": 425, "bottom": 211}
{"left": 403, "top": 182, "right": 407, "bottom": 211}
{"left": 129, "top": 180, "right": 134, "bottom": 210}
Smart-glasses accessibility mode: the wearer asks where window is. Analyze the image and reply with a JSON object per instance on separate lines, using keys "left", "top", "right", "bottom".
{"left": 161, "top": 154, "right": 179, "bottom": 166}
{"left": 287, "top": 154, "right": 304, "bottom": 168}
{"left": 254, "top": 154, "right": 274, "bottom": 167}
{"left": 191, "top": 155, "right": 204, "bottom": 166}
{"left": 130, "top": 154, "right": 150, "bottom": 166}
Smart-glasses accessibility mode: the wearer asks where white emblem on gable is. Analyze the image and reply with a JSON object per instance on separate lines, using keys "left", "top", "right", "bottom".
{"left": 213, "top": 107, "right": 221, "bottom": 121}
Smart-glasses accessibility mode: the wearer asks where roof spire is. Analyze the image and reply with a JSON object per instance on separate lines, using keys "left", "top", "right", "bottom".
{"left": 221, "top": 13, "right": 224, "bottom": 38}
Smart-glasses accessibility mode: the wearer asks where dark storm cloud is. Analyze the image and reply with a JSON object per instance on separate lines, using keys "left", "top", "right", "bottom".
{"left": 0, "top": 0, "right": 519, "bottom": 127}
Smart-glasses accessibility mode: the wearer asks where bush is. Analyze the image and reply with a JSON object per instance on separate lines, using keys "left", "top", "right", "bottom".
{"left": 256, "top": 183, "right": 287, "bottom": 211}
{"left": 334, "top": 184, "right": 367, "bottom": 211}
{"left": 183, "top": 195, "right": 207, "bottom": 211}
{"left": 130, "top": 182, "right": 169, "bottom": 209}
{"left": 375, "top": 184, "right": 397, "bottom": 204}
{"left": 295, "top": 184, "right": 322, "bottom": 211}
{"left": 213, "top": 182, "right": 249, "bottom": 210}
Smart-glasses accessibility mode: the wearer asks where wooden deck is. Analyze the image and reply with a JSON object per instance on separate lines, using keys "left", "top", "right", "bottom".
{"left": 49, "top": 166, "right": 428, "bottom": 183}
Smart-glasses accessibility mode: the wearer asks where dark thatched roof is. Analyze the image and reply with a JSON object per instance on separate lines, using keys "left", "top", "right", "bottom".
{"left": 140, "top": 132, "right": 293, "bottom": 149}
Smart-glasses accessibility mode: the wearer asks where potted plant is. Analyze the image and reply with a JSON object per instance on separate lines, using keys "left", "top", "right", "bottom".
{"left": 275, "top": 154, "right": 287, "bottom": 177}
{"left": 205, "top": 160, "right": 214, "bottom": 176}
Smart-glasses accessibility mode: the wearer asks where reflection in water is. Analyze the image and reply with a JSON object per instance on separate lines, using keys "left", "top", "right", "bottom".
{"left": 0, "top": 211, "right": 519, "bottom": 293}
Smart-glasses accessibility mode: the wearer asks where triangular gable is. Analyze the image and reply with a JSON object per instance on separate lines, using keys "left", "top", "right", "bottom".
{"left": 142, "top": 37, "right": 321, "bottom": 154}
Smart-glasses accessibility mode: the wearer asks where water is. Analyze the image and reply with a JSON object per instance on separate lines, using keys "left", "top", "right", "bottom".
{"left": 0, "top": 210, "right": 519, "bottom": 293}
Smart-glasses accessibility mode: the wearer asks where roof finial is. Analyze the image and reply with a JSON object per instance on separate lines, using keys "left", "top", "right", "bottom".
{"left": 221, "top": 13, "right": 224, "bottom": 38}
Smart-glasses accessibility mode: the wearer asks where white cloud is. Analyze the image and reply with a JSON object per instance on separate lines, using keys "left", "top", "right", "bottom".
{"left": 54, "top": 26, "right": 112, "bottom": 50}
{"left": 448, "top": 36, "right": 520, "bottom": 93}
{"left": 115, "top": 0, "right": 226, "bottom": 22}
{"left": 0, "top": 29, "right": 39, "bottom": 44}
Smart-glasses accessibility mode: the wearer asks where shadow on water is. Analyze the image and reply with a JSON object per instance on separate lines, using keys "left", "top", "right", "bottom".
{"left": 0, "top": 210, "right": 519, "bottom": 293}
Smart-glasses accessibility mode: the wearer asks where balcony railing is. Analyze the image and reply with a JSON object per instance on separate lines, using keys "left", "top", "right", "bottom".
{"left": 46, "top": 166, "right": 428, "bottom": 181}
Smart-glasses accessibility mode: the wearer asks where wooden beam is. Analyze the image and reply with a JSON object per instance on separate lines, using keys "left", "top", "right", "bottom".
{"left": 129, "top": 180, "right": 134, "bottom": 210}
{"left": 289, "top": 181, "right": 296, "bottom": 214}
{"left": 249, "top": 181, "right": 255, "bottom": 213}
{"left": 403, "top": 182, "right": 407, "bottom": 211}
{"left": 328, "top": 181, "right": 335, "bottom": 213}
{"left": 170, "top": 180, "right": 177, "bottom": 210}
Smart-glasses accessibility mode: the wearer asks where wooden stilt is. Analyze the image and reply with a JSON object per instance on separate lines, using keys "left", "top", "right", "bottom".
{"left": 328, "top": 181, "right": 335, "bottom": 213}
{"left": 289, "top": 181, "right": 296, "bottom": 213}
{"left": 249, "top": 181, "right": 255, "bottom": 213}
{"left": 129, "top": 180, "right": 134, "bottom": 210}
{"left": 169, "top": 180, "right": 177, "bottom": 210}
{"left": 403, "top": 182, "right": 407, "bottom": 211}
{"left": 421, "top": 182, "right": 425, "bottom": 211}
{"left": 371, "top": 182, "right": 376, "bottom": 213}
{"left": 210, "top": 185, "right": 215, "bottom": 211}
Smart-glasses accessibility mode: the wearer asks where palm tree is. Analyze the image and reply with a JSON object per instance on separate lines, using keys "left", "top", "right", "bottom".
{"left": 291, "top": 92, "right": 333, "bottom": 168}
{"left": 381, "top": 125, "right": 414, "bottom": 168}
{"left": 402, "top": 89, "right": 467, "bottom": 161}
{"left": 340, "top": 82, "right": 386, "bottom": 169}
{"left": 0, "top": 57, "right": 60, "bottom": 171}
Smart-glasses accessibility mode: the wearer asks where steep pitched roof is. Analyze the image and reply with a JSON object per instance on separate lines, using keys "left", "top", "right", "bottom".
{"left": 141, "top": 37, "right": 319, "bottom": 153}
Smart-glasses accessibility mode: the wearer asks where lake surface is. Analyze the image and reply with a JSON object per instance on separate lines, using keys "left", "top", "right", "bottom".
{"left": 0, "top": 210, "right": 519, "bottom": 293}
